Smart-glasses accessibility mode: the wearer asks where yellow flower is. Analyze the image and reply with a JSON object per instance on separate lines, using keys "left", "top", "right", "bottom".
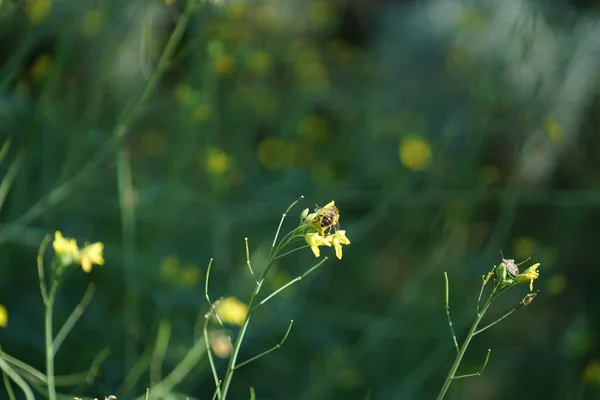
{"left": 216, "top": 297, "right": 248, "bottom": 326}
{"left": 399, "top": 136, "right": 432, "bottom": 171}
{"left": 514, "top": 263, "right": 540, "bottom": 291}
{"left": 77, "top": 242, "right": 104, "bottom": 273}
{"left": 53, "top": 231, "right": 79, "bottom": 264}
{"left": 544, "top": 116, "right": 562, "bottom": 142}
{"left": 0, "top": 304, "right": 8, "bottom": 328}
{"left": 305, "top": 232, "right": 331, "bottom": 257}
{"left": 26, "top": 0, "right": 52, "bottom": 24}
{"left": 330, "top": 230, "right": 350, "bottom": 260}
{"left": 205, "top": 147, "right": 231, "bottom": 176}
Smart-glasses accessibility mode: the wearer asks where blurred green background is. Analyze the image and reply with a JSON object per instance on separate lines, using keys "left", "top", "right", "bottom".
{"left": 2, "top": 0, "right": 600, "bottom": 398}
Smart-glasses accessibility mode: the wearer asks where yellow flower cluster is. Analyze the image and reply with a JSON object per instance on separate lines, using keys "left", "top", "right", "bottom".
{"left": 53, "top": 231, "right": 104, "bottom": 273}
{"left": 303, "top": 201, "right": 350, "bottom": 260}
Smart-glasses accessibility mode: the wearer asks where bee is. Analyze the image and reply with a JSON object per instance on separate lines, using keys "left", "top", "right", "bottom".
{"left": 315, "top": 203, "right": 340, "bottom": 235}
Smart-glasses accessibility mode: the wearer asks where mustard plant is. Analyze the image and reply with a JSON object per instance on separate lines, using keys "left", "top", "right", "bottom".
{"left": 203, "top": 196, "right": 350, "bottom": 399}
{"left": 437, "top": 257, "right": 541, "bottom": 399}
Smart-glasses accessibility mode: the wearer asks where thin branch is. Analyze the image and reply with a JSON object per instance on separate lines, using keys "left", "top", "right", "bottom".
{"left": 204, "top": 258, "right": 225, "bottom": 329}
{"left": 254, "top": 257, "right": 328, "bottom": 310}
{"left": 37, "top": 235, "right": 51, "bottom": 305}
{"left": 444, "top": 272, "right": 459, "bottom": 353}
{"left": 269, "top": 195, "right": 303, "bottom": 259}
{"left": 53, "top": 283, "right": 96, "bottom": 354}
{"left": 2, "top": 369, "right": 16, "bottom": 400}
{"left": 250, "top": 387, "right": 256, "bottom": 400}
{"left": 234, "top": 320, "right": 294, "bottom": 370}
{"left": 150, "top": 319, "right": 172, "bottom": 387}
{"left": 474, "top": 303, "right": 525, "bottom": 336}
{"left": 452, "top": 349, "right": 491, "bottom": 379}
{"left": 0, "top": 356, "right": 35, "bottom": 400}
{"left": 274, "top": 244, "right": 310, "bottom": 260}
{"left": 245, "top": 238, "right": 256, "bottom": 281}
{"left": 203, "top": 318, "right": 222, "bottom": 400}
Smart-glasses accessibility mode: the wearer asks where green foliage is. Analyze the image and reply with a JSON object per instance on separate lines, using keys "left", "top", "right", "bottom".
{"left": 1, "top": 0, "right": 600, "bottom": 399}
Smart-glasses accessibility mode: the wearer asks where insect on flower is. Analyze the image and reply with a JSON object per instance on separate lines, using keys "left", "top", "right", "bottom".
{"left": 315, "top": 201, "right": 340, "bottom": 236}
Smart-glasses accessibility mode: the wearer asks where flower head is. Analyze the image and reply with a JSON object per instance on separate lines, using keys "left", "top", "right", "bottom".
{"left": 77, "top": 242, "right": 104, "bottom": 273}
{"left": 330, "top": 230, "right": 350, "bottom": 260}
{"left": 514, "top": 263, "right": 540, "bottom": 291}
{"left": 53, "top": 231, "right": 79, "bottom": 265}
{"left": 305, "top": 232, "right": 331, "bottom": 257}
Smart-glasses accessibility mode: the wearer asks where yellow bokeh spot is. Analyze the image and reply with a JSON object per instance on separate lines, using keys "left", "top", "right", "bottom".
{"left": 164, "top": 0, "right": 175, "bottom": 5}
{"left": 30, "top": 54, "right": 52, "bottom": 82}
{"left": 181, "top": 264, "right": 202, "bottom": 287}
{"left": 160, "top": 255, "right": 180, "bottom": 279}
{"left": 175, "top": 84, "right": 194, "bottom": 105}
{"left": 193, "top": 104, "right": 212, "bottom": 122}
{"left": 226, "top": 3, "right": 245, "bottom": 19}
{"left": 81, "top": 9, "right": 106, "bottom": 37}
{"left": 213, "top": 54, "right": 235, "bottom": 75}
{"left": 26, "top": 0, "right": 52, "bottom": 24}
{"left": 0, "top": 304, "right": 7, "bottom": 328}
{"left": 298, "top": 115, "right": 329, "bottom": 141}
{"left": 583, "top": 360, "right": 600, "bottom": 383}
{"left": 446, "top": 45, "right": 474, "bottom": 71}
{"left": 257, "top": 137, "right": 290, "bottom": 169}
{"left": 544, "top": 116, "right": 563, "bottom": 142}
{"left": 246, "top": 51, "right": 271, "bottom": 75}
{"left": 458, "top": 10, "right": 485, "bottom": 33}
{"left": 205, "top": 147, "right": 231, "bottom": 176}
{"left": 513, "top": 237, "right": 536, "bottom": 260}
{"left": 216, "top": 297, "right": 248, "bottom": 326}
{"left": 399, "top": 136, "right": 432, "bottom": 171}
{"left": 547, "top": 274, "right": 567, "bottom": 296}
{"left": 140, "top": 131, "right": 166, "bottom": 158}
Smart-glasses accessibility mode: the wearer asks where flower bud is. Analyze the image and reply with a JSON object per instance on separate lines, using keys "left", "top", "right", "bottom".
{"left": 300, "top": 208, "right": 309, "bottom": 221}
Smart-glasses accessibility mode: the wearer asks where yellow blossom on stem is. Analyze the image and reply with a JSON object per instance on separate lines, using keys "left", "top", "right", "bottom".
{"left": 514, "top": 263, "right": 540, "bottom": 291}
{"left": 305, "top": 232, "right": 331, "bottom": 257}
{"left": 77, "top": 242, "right": 105, "bottom": 273}
{"left": 330, "top": 230, "right": 350, "bottom": 260}
{"left": 53, "top": 231, "right": 79, "bottom": 265}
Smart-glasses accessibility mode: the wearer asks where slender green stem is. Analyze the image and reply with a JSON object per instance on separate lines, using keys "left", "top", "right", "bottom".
{"left": 234, "top": 320, "right": 293, "bottom": 370}
{"left": 268, "top": 195, "right": 303, "bottom": 259}
{"left": 436, "top": 296, "right": 493, "bottom": 400}
{"left": 150, "top": 319, "right": 172, "bottom": 386}
{"left": 37, "top": 235, "right": 51, "bottom": 305}
{"left": 443, "top": 273, "right": 459, "bottom": 353}
{"left": 45, "top": 280, "right": 59, "bottom": 400}
{"left": 245, "top": 238, "right": 256, "bottom": 280}
{"left": 274, "top": 244, "right": 310, "bottom": 260}
{"left": 452, "top": 349, "right": 491, "bottom": 379}
{"left": 203, "top": 318, "right": 222, "bottom": 400}
{"left": 2, "top": 368, "right": 16, "bottom": 400}
{"left": 219, "top": 241, "right": 286, "bottom": 398}
{"left": 474, "top": 303, "right": 524, "bottom": 336}
{"left": 254, "top": 257, "right": 328, "bottom": 311}
{"left": 249, "top": 387, "right": 256, "bottom": 400}
{"left": 0, "top": 356, "right": 35, "bottom": 400}
{"left": 53, "top": 283, "right": 96, "bottom": 354}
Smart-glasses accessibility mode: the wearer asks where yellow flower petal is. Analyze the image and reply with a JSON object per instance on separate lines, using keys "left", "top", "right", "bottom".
{"left": 331, "top": 230, "right": 350, "bottom": 259}
{"left": 77, "top": 242, "right": 104, "bottom": 273}
{"left": 305, "top": 232, "right": 331, "bottom": 258}
{"left": 515, "top": 263, "right": 540, "bottom": 292}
